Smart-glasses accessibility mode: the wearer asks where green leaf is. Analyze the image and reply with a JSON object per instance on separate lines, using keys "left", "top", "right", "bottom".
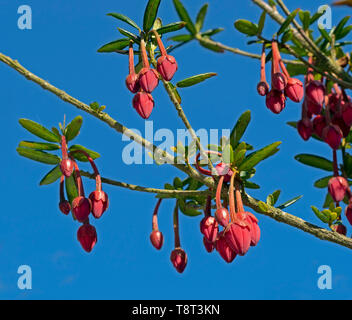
{"left": 65, "top": 116, "right": 83, "bottom": 142}
{"left": 311, "top": 205, "right": 330, "bottom": 223}
{"left": 107, "top": 13, "right": 140, "bottom": 31}
{"left": 68, "top": 145, "right": 100, "bottom": 162}
{"left": 281, "top": 29, "right": 293, "bottom": 43}
{"left": 230, "top": 110, "right": 251, "bottom": 148}
{"left": 172, "top": 0, "right": 197, "bottom": 35}
{"left": 270, "top": 190, "right": 281, "bottom": 205}
{"left": 173, "top": 177, "right": 183, "bottom": 189}
{"left": 178, "top": 198, "right": 202, "bottom": 217}
{"left": 65, "top": 174, "right": 78, "bottom": 205}
{"left": 198, "top": 38, "right": 224, "bottom": 52}
{"left": 239, "top": 142, "right": 281, "bottom": 171}
{"left": 51, "top": 127, "right": 61, "bottom": 141}
{"left": 334, "top": 16, "right": 350, "bottom": 39}
{"left": 336, "top": 25, "right": 352, "bottom": 41}
{"left": 257, "top": 11, "right": 266, "bottom": 35}
{"left": 195, "top": 3, "right": 208, "bottom": 32}
{"left": 176, "top": 72, "right": 217, "bottom": 88}
{"left": 299, "top": 10, "right": 310, "bottom": 31}
{"left": 118, "top": 28, "right": 140, "bottom": 44}
{"left": 258, "top": 201, "right": 269, "bottom": 212}
{"left": 319, "top": 27, "right": 332, "bottom": 43}
{"left": 234, "top": 19, "right": 258, "bottom": 36}
{"left": 19, "top": 119, "right": 61, "bottom": 143}
{"left": 244, "top": 181, "right": 260, "bottom": 189}
{"left": 233, "top": 149, "right": 246, "bottom": 166}
{"left": 314, "top": 176, "right": 333, "bottom": 188}
{"left": 310, "top": 11, "right": 325, "bottom": 25}
{"left": 222, "top": 144, "right": 234, "bottom": 164}
{"left": 169, "top": 34, "right": 193, "bottom": 42}
{"left": 156, "top": 22, "right": 187, "bottom": 35}
{"left": 39, "top": 165, "right": 62, "bottom": 186}
{"left": 201, "top": 28, "right": 224, "bottom": 37}
{"left": 294, "top": 154, "right": 333, "bottom": 171}
{"left": 277, "top": 8, "right": 300, "bottom": 35}
{"left": 17, "top": 147, "right": 61, "bottom": 165}
{"left": 277, "top": 195, "right": 303, "bottom": 210}
{"left": 18, "top": 141, "right": 60, "bottom": 151}
{"left": 97, "top": 39, "right": 130, "bottom": 52}
{"left": 323, "top": 192, "right": 334, "bottom": 208}
{"left": 143, "top": 0, "right": 162, "bottom": 32}
{"left": 169, "top": 83, "right": 182, "bottom": 104}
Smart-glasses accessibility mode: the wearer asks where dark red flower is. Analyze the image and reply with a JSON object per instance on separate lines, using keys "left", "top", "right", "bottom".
{"left": 331, "top": 223, "right": 347, "bottom": 236}
{"left": 313, "top": 115, "right": 327, "bottom": 138}
{"left": 216, "top": 231, "right": 237, "bottom": 263}
{"left": 328, "top": 176, "right": 349, "bottom": 202}
{"left": 150, "top": 230, "right": 164, "bottom": 250}
{"left": 342, "top": 102, "right": 352, "bottom": 127}
{"left": 266, "top": 90, "right": 286, "bottom": 114}
{"left": 306, "top": 80, "right": 325, "bottom": 107}
{"left": 306, "top": 99, "right": 323, "bottom": 115}
{"left": 89, "top": 190, "right": 109, "bottom": 219}
{"left": 138, "top": 68, "right": 159, "bottom": 93}
{"left": 322, "top": 124, "right": 343, "bottom": 150}
{"left": 125, "top": 73, "right": 140, "bottom": 93}
{"left": 132, "top": 92, "right": 155, "bottom": 119}
{"left": 215, "top": 207, "right": 230, "bottom": 227}
{"left": 170, "top": 248, "right": 187, "bottom": 273}
{"left": 200, "top": 216, "right": 218, "bottom": 243}
{"left": 77, "top": 223, "right": 97, "bottom": 253}
{"left": 59, "top": 200, "right": 71, "bottom": 215}
{"left": 257, "top": 81, "right": 269, "bottom": 96}
{"left": 203, "top": 237, "right": 215, "bottom": 253}
{"left": 224, "top": 217, "right": 251, "bottom": 256}
{"left": 285, "top": 78, "right": 304, "bottom": 103}
{"left": 157, "top": 55, "right": 178, "bottom": 81}
{"left": 328, "top": 92, "right": 342, "bottom": 113}
{"left": 72, "top": 196, "right": 92, "bottom": 222}
{"left": 245, "top": 212, "right": 261, "bottom": 247}
{"left": 345, "top": 204, "right": 352, "bottom": 226}
{"left": 332, "top": 115, "right": 350, "bottom": 138}
{"left": 60, "top": 159, "right": 74, "bottom": 177}
{"left": 297, "top": 118, "right": 313, "bottom": 141}
{"left": 272, "top": 72, "right": 287, "bottom": 91}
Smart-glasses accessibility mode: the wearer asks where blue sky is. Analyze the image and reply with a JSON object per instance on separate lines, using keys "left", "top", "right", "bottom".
{"left": 0, "top": 0, "right": 351, "bottom": 300}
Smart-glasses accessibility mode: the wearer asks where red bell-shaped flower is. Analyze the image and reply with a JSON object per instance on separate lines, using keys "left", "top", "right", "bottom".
{"left": 257, "top": 81, "right": 269, "bottom": 96}
{"left": 285, "top": 78, "right": 304, "bottom": 103}
{"left": 342, "top": 102, "right": 352, "bottom": 127}
{"left": 328, "top": 176, "right": 349, "bottom": 202}
{"left": 60, "top": 159, "right": 74, "bottom": 177}
{"left": 297, "top": 118, "right": 313, "bottom": 141}
{"left": 215, "top": 207, "right": 230, "bottom": 227}
{"left": 332, "top": 115, "right": 350, "bottom": 138}
{"left": 266, "top": 90, "right": 286, "bottom": 114}
{"left": 77, "top": 223, "right": 97, "bottom": 253}
{"left": 89, "top": 190, "right": 109, "bottom": 219}
{"left": 133, "top": 92, "right": 155, "bottom": 119}
{"left": 150, "top": 230, "right": 164, "bottom": 250}
{"left": 170, "top": 248, "right": 187, "bottom": 273}
{"left": 216, "top": 231, "right": 237, "bottom": 263}
{"left": 157, "top": 55, "right": 178, "bottom": 81}
{"left": 313, "top": 115, "right": 327, "bottom": 138}
{"left": 331, "top": 223, "right": 347, "bottom": 235}
{"left": 245, "top": 212, "right": 261, "bottom": 247}
{"left": 203, "top": 237, "right": 215, "bottom": 253}
{"left": 322, "top": 124, "right": 343, "bottom": 150}
{"left": 59, "top": 200, "right": 71, "bottom": 215}
{"left": 307, "top": 99, "right": 323, "bottom": 115}
{"left": 224, "top": 217, "right": 251, "bottom": 256}
{"left": 272, "top": 72, "right": 287, "bottom": 91}
{"left": 200, "top": 216, "right": 218, "bottom": 243}
{"left": 138, "top": 68, "right": 159, "bottom": 93}
{"left": 345, "top": 203, "right": 352, "bottom": 226}
{"left": 72, "top": 196, "right": 92, "bottom": 222}
{"left": 125, "top": 73, "right": 140, "bottom": 93}
{"left": 306, "top": 80, "right": 325, "bottom": 107}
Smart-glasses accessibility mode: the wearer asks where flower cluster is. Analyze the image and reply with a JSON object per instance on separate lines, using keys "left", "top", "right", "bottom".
{"left": 126, "top": 31, "right": 178, "bottom": 119}
{"left": 59, "top": 136, "right": 109, "bottom": 252}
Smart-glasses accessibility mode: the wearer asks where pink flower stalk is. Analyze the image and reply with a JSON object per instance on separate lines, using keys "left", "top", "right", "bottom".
{"left": 150, "top": 199, "right": 164, "bottom": 250}
{"left": 125, "top": 42, "right": 140, "bottom": 93}
{"left": 138, "top": 39, "right": 159, "bottom": 93}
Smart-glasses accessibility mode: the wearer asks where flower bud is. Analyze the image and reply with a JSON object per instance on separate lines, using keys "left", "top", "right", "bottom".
{"left": 216, "top": 231, "right": 237, "bottom": 263}
{"left": 125, "top": 73, "right": 140, "bottom": 93}
{"left": 332, "top": 115, "right": 350, "bottom": 138}
{"left": 132, "top": 92, "right": 155, "bottom": 119}
{"left": 200, "top": 216, "right": 218, "bottom": 244}
{"left": 306, "top": 99, "right": 323, "bottom": 115}
{"left": 328, "top": 92, "right": 342, "bottom": 113}
{"left": 322, "top": 124, "right": 343, "bottom": 150}
{"left": 72, "top": 196, "right": 92, "bottom": 222}
{"left": 272, "top": 72, "right": 287, "bottom": 91}
{"left": 89, "top": 190, "right": 109, "bottom": 219}
{"left": 60, "top": 159, "right": 74, "bottom": 177}
{"left": 215, "top": 163, "right": 233, "bottom": 183}
{"left": 138, "top": 68, "right": 159, "bottom": 93}
{"left": 306, "top": 80, "right": 325, "bottom": 107}
{"left": 170, "top": 248, "right": 187, "bottom": 273}
{"left": 342, "top": 102, "right": 352, "bottom": 127}
{"left": 150, "top": 230, "right": 164, "bottom": 250}
{"left": 77, "top": 223, "right": 97, "bottom": 253}
{"left": 266, "top": 90, "right": 286, "bottom": 114}
{"left": 215, "top": 207, "right": 230, "bottom": 227}
{"left": 59, "top": 200, "right": 71, "bottom": 215}
{"left": 157, "top": 55, "right": 178, "bottom": 81}
{"left": 331, "top": 223, "right": 347, "bottom": 236}
{"left": 284, "top": 78, "right": 303, "bottom": 103}
{"left": 313, "top": 115, "right": 327, "bottom": 138}
{"left": 328, "top": 176, "right": 349, "bottom": 202}
{"left": 245, "top": 213, "right": 261, "bottom": 247}
{"left": 224, "top": 220, "right": 251, "bottom": 256}
{"left": 297, "top": 118, "right": 313, "bottom": 141}
{"left": 257, "top": 81, "right": 269, "bottom": 96}
{"left": 345, "top": 203, "right": 352, "bottom": 226}
{"left": 203, "top": 237, "right": 214, "bottom": 253}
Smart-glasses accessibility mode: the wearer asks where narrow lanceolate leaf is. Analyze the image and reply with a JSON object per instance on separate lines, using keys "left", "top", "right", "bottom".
{"left": 19, "top": 119, "right": 61, "bottom": 143}
{"left": 277, "top": 195, "right": 303, "bottom": 210}
{"left": 178, "top": 198, "right": 202, "bottom": 217}
{"left": 270, "top": 190, "right": 281, "bottom": 205}
{"left": 202, "top": 28, "right": 224, "bottom": 37}
{"left": 222, "top": 144, "right": 234, "bottom": 164}
{"left": 176, "top": 72, "right": 217, "bottom": 88}
{"left": 156, "top": 22, "right": 187, "bottom": 35}
{"left": 169, "top": 34, "right": 194, "bottom": 42}
{"left": 18, "top": 141, "right": 60, "bottom": 151}
{"left": 334, "top": 16, "right": 350, "bottom": 38}
{"left": 234, "top": 20, "right": 259, "bottom": 36}
{"left": 319, "top": 27, "right": 332, "bottom": 43}
{"left": 299, "top": 10, "right": 310, "bottom": 31}
{"left": 17, "top": 147, "right": 61, "bottom": 165}
{"left": 336, "top": 25, "right": 352, "bottom": 40}
{"left": 143, "top": 0, "right": 162, "bottom": 32}
{"left": 97, "top": 39, "right": 130, "bottom": 52}
{"left": 294, "top": 154, "right": 334, "bottom": 171}
{"left": 257, "top": 11, "right": 266, "bottom": 35}
{"left": 314, "top": 176, "right": 333, "bottom": 188}
{"left": 39, "top": 165, "right": 62, "bottom": 186}
{"left": 107, "top": 13, "right": 140, "bottom": 31}
{"left": 65, "top": 116, "right": 83, "bottom": 142}
{"left": 118, "top": 28, "right": 140, "bottom": 43}
{"left": 69, "top": 145, "right": 100, "bottom": 162}
{"left": 65, "top": 174, "right": 79, "bottom": 205}
{"left": 230, "top": 110, "right": 251, "bottom": 148}
{"left": 244, "top": 181, "right": 260, "bottom": 189}
{"left": 277, "top": 8, "right": 300, "bottom": 35}
{"left": 195, "top": 3, "right": 208, "bottom": 32}
{"left": 239, "top": 142, "right": 281, "bottom": 171}
{"left": 172, "top": 0, "right": 197, "bottom": 35}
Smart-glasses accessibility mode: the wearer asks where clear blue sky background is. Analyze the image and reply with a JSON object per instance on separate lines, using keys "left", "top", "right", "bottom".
{"left": 0, "top": 0, "right": 351, "bottom": 300}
